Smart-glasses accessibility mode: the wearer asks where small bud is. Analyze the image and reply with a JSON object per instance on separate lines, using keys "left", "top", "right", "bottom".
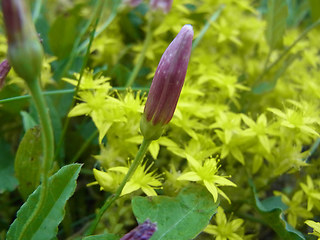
{"left": 2, "top": 0, "right": 43, "bottom": 82}
{"left": 150, "top": 0, "right": 173, "bottom": 14}
{"left": 122, "top": 0, "right": 142, "bottom": 7}
{"left": 0, "top": 59, "right": 11, "bottom": 89}
{"left": 140, "top": 24, "right": 193, "bottom": 140}
{"left": 120, "top": 219, "right": 157, "bottom": 240}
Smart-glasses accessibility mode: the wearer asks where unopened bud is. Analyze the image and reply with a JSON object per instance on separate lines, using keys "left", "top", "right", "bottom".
{"left": 2, "top": 0, "right": 43, "bottom": 82}
{"left": 120, "top": 219, "right": 157, "bottom": 240}
{"left": 0, "top": 59, "right": 11, "bottom": 89}
{"left": 150, "top": 0, "right": 173, "bottom": 14}
{"left": 140, "top": 24, "right": 193, "bottom": 140}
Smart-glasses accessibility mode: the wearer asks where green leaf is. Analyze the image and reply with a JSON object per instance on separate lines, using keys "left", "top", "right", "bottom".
{"left": 6, "top": 164, "right": 82, "bottom": 240}
{"left": 83, "top": 233, "right": 120, "bottom": 240}
{"left": 132, "top": 185, "right": 219, "bottom": 240}
{"left": 48, "top": 15, "right": 78, "bottom": 59}
{"left": 252, "top": 53, "right": 297, "bottom": 94}
{"left": 308, "top": 0, "right": 320, "bottom": 21}
{"left": 265, "top": 0, "right": 288, "bottom": 49}
{"left": 249, "top": 179, "right": 305, "bottom": 240}
{"left": 14, "top": 127, "right": 42, "bottom": 200}
{"left": 0, "top": 138, "right": 18, "bottom": 193}
{"left": 20, "top": 111, "right": 37, "bottom": 131}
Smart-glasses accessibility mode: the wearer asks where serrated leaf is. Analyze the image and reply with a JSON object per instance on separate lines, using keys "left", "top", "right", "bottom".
{"left": 308, "top": 0, "right": 320, "bottom": 21}
{"left": 249, "top": 179, "right": 305, "bottom": 240}
{"left": 132, "top": 185, "right": 219, "bottom": 240}
{"left": 0, "top": 138, "right": 18, "bottom": 193}
{"left": 83, "top": 233, "right": 120, "bottom": 240}
{"left": 14, "top": 126, "right": 42, "bottom": 200}
{"left": 7, "top": 164, "right": 82, "bottom": 240}
{"left": 265, "top": 0, "right": 288, "bottom": 49}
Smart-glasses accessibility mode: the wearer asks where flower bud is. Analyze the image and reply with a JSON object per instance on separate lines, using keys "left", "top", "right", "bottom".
{"left": 140, "top": 24, "right": 193, "bottom": 140}
{"left": 150, "top": 0, "right": 173, "bottom": 14}
{"left": 120, "top": 219, "right": 157, "bottom": 240}
{"left": 2, "top": 0, "right": 43, "bottom": 82}
{"left": 0, "top": 59, "right": 11, "bottom": 89}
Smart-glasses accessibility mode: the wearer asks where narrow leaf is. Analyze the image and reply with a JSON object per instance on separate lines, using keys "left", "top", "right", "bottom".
{"left": 265, "top": 0, "right": 288, "bottom": 49}
{"left": 132, "top": 185, "right": 219, "bottom": 240}
{"left": 7, "top": 164, "right": 82, "bottom": 240}
{"left": 14, "top": 126, "right": 42, "bottom": 200}
{"left": 249, "top": 179, "right": 305, "bottom": 240}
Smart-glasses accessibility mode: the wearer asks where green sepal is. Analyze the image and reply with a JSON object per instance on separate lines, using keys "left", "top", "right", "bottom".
{"left": 140, "top": 114, "right": 165, "bottom": 141}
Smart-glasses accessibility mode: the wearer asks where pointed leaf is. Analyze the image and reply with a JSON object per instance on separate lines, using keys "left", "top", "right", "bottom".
{"left": 132, "top": 185, "right": 219, "bottom": 240}
{"left": 7, "top": 164, "right": 82, "bottom": 240}
{"left": 14, "top": 126, "right": 42, "bottom": 200}
{"left": 265, "top": 0, "right": 288, "bottom": 49}
{"left": 249, "top": 179, "right": 305, "bottom": 240}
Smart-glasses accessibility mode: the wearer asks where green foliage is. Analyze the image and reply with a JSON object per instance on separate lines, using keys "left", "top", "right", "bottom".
{"left": 265, "top": 0, "right": 288, "bottom": 50}
{"left": 132, "top": 185, "right": 219, "bottom": 240}
{"left": 1, "top": 0, "right": 320, "bottom": 239}
{"left": 6, "top": 164, "right": 82, "bottom": 240}
{"left": 250, "top": 180, "right": 305, "bottom": 240}
{"left": 0, "top": 138, "right": 18, "bottom": 193}
{"left": 83, "top": 233, "right": 120, "bottom": 240}
{"left": 14, "top": 126, "right": 42, "bottom": 200}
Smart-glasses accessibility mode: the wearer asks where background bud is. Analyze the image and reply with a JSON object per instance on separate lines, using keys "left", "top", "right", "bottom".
{"left": 150, "top": 0, "right": 173, "bottom": 14}
{"left": 2, "top": 0, "right": 43, "bottom": 82}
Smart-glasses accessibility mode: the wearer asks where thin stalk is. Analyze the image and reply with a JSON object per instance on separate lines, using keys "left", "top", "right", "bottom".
{"left": 19, "top": 79, "right": 54, "bottom": 240}
{"left": 257, "top": 19, "right": 320, "bottom": 82}
{"left": 55, "top": 0, "right": 105, "bottom": 164}
{"left": 85, "top": 138, "right": 152, "bottom": 235}
{"left": 0, "top": 87, "right": 150, "bottom": 104}
{"left": 125, "top": 17, "right": 153, "bottom": 88}
{"left": 69, "top": 129, "right": 99, "bottom": 164}
{"left": 32, "top": 0, "right": 42, "bottom": 23}
{"left": 192, "top": 5, "right": 224, "bottom": 50}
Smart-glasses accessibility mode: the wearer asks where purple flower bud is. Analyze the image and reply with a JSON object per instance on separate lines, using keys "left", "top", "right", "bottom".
{"left": 2, "top": 0, "right": 43, "bottom": 82}
{"left": 120, "top": 219, "right": 157, "bottom": 240}
{"left": 0, "top": 59, "right": 11, "bottom": 89}
{"left": 150, "top": 0, "right": 173, "bottom": 14}
{"left": 140, "top": 24, "right": 193, "bottom": 140}
{"left": 123, "top": 0, "right": 142, "bottom": 7}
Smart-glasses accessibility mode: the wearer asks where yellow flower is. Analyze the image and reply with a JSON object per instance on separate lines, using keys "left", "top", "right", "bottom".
{"left": 92, "top": 162, "right": 163, "bottom": 197}
{"left": 305, "top": 220, "right": 320, "bottom": 239}
{"left": 177, "top": 155, "right": 236, "bottom": 203}
{"left": 204, "top": 207, "right": 244, "bottom": 240}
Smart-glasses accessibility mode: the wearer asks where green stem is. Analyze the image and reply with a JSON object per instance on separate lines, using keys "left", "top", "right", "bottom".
{"left": 257, "top": 19, "right": 320, "bottom": 82}
{"left": 55, "top": 0, "right": 104, "bottom": 164}
{"left": 85, "top": 138, "right": 152, "bottom": 235}
{"left": 125, "top": 17, "right": 153, "bottom": 88}
{"left": 32, "top": 0, "right": 42, "bottom": 22}
{"left": 69, "top": 129, "right": 98, "bottom": 164}
{"left": 19, "top": 79, "right": 54, "bottom": 240}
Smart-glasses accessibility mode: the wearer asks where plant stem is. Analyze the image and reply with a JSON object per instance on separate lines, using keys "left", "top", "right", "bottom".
{"left": 85, "top": 138, "right": 152, "bottom": 235}
{"left": 69, "top": 129, "right": 99, "bottom": 164}
{"left": 19, "top": 78, "right": 54, "bottom": 240}
{"left": 55, "top": 0, "right": 104, "bottom": 165}
{"left": 257, "top": 19, "right": 320, "bottom": 82}
{"left": 125, "top": 17, "right": 153, "bottom": 88}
